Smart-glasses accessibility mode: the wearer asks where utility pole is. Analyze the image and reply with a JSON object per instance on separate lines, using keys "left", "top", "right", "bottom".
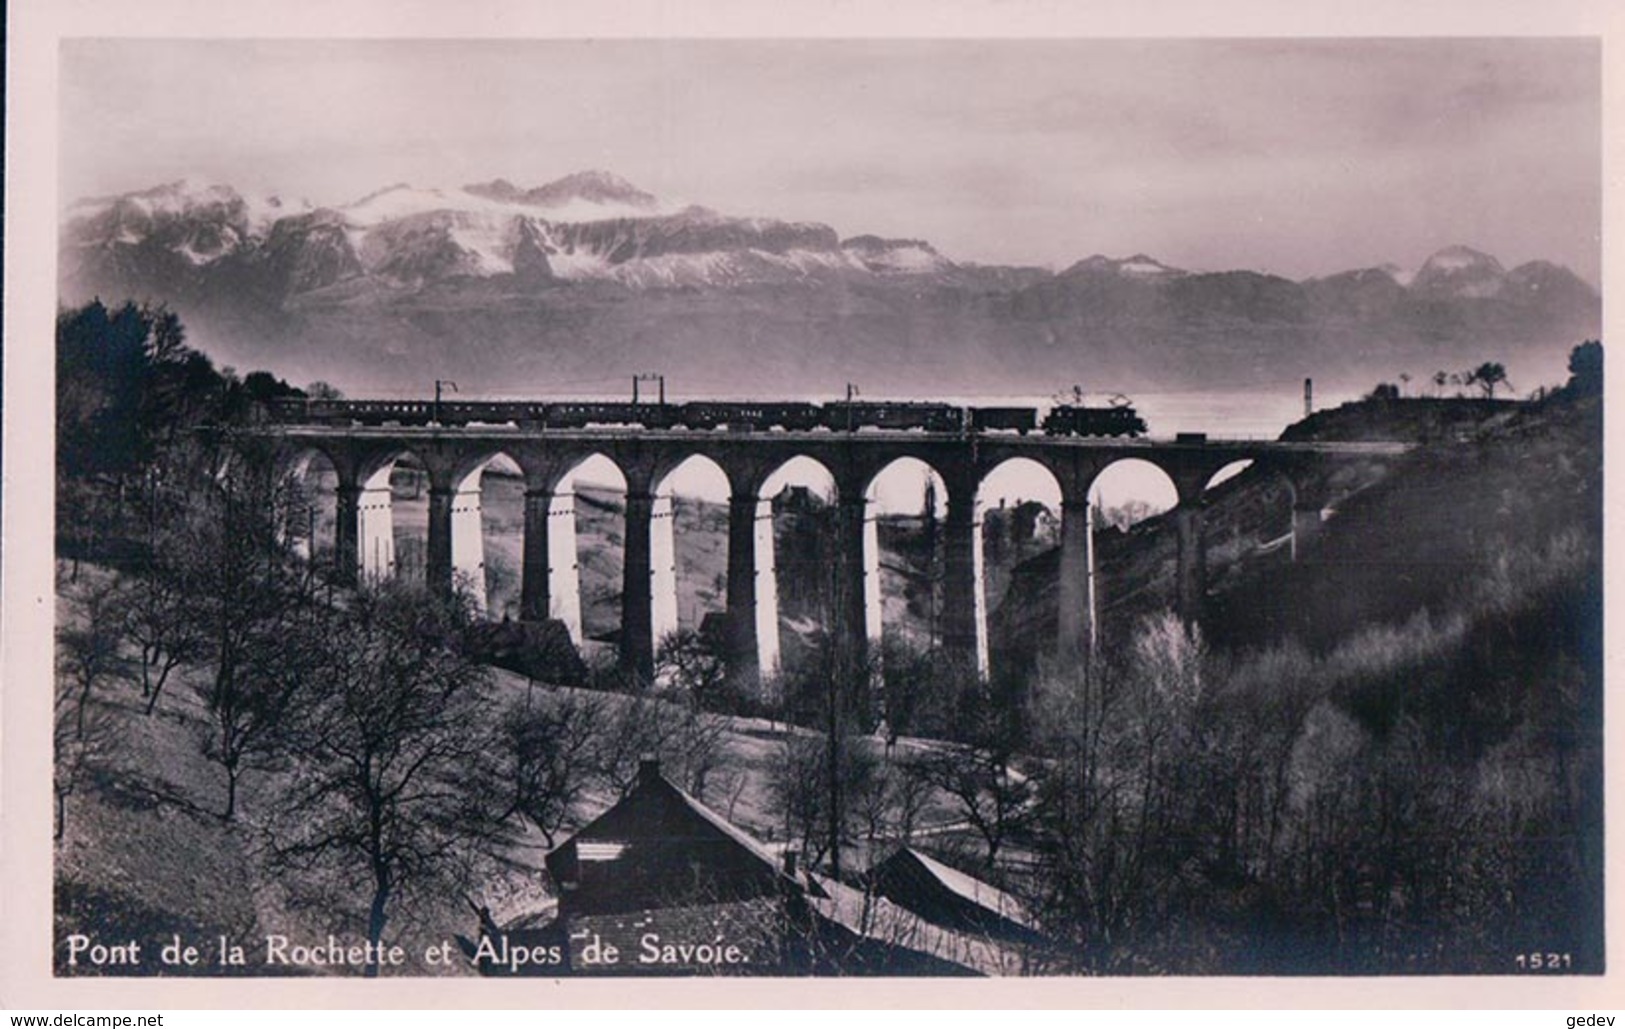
{"left": 1303, "top": 377, "right": 1313, "bottom": 419}
{"left": 434, "top": 379, "right": 458, "bottom": 425}
{"left": 633, "top": 373, "right": 666, "bottom": 406}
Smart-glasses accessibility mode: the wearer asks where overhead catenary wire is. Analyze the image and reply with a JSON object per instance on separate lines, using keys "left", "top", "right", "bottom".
{"left": 319, "top": 374, "right": 1327, "bottom": 401}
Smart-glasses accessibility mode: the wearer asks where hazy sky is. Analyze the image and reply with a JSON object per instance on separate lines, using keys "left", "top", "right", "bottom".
{"left": 60, "top": 38, "right": 1600, "bottom": 283}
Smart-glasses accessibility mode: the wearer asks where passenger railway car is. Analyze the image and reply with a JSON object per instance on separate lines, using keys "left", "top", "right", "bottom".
{"left": 266, "top": 395, "right": 1149, "bottom": 437}
{"left": 679, "top": 401, "right": 821, "bottom": 431}
{"left": 293, "top": 398, "right": 436, "bottom": 426}
{"left": 820, "top": 402, "right": 965, "bottom": 433}
{"left": 545, "top": 402, "right": 679, "bottom": 430}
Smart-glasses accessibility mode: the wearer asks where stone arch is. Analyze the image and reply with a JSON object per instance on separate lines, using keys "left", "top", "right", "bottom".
{"left": 1087, "top": 457, "right": 1180, "bottom": 530}
{"left": 1257, "top": 456, "right": 1339, "bottom": 562}
{"left": 274, "top": 437, "right": 348, "bottom": 483}
{"left": 350, "top": 446, "right": 434, "bottom": 585}
{"left": 977, "top": 457, "right": 1066, "bottom": 678}
{"left": 276, "top": 445, "right": 341, "bottom": 572}
{"left": 754, "top": 455, "right": 840, "bottom": 679}
{"left": 1088, "top": 456, "right": 1184, "bottom": 631}
{"left": 863, "top": 456, "right": 952, "bottom": 661}
{"left": 1193, "top": 457, "right": 1298, "bottom": 572}
{"left": 553, "top": 452, "right": 630, "bottom": 658}
{"left": 446, "top": 450, "right": 527, "bottom": 618}
{"left": 1098, "top": 451, "right": 1261, "bottom": 630}
{"left": 1204, "top": 458, "right": 1255, "bottom": 493}
{"left": 649, "top": 454, "right": 733, "bottom": 650}
{"left": 759, "top": 454, "right": 839, "bottom": 499}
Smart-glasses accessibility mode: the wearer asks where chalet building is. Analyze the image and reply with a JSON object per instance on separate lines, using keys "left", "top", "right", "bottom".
{"left": 465, "top": 759, "right": 976, "bottom": 976}
{"left": 539, "top": 758, "right": 816, "bottom": 975}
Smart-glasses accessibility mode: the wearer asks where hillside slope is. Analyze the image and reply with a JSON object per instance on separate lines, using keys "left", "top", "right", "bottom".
{"left": 989, "top": 391, "right": 1597, "bottom": 666}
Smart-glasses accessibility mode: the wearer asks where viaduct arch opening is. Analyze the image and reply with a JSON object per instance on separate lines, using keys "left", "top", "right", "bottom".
{"left": 558, "top": 453, "right": 626, "bottom": 664}
{"left": 978, "top": 457, "right": 1063, "bottom": 680}
{"left": 650, "top": 455, "right": 732, "bottom": 651}
{"left": 446, "top": 451, "right": 525, "bottom": 618}
{"left": 1199, "top": 459, "right": 1262, "bottom": 581}
{"left": 1079, "top": 458, "right": 1180, "bottom": 646}
{"left": 279, "top": 448, "right": 339, "bottom": 571}
{"left": 350, "top": 449, "right": 434, "bottom": 585}
{"left": 866, "top": 457, "right": 950, "bottom": 661}
{"left": 756, "top": 455, "right": 837, "bottom": 680}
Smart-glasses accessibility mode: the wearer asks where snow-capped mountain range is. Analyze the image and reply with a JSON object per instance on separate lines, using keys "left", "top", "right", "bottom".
{"left": 64, "top": 171, "right": 958, "bottom": 292}
{"left": 59, "top": 171, "right": 1600, "bottom": 397}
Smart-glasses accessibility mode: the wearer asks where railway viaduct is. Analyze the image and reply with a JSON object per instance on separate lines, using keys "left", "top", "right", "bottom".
{"left": 247, "top": 426, "right": 1411, "bottom": 682}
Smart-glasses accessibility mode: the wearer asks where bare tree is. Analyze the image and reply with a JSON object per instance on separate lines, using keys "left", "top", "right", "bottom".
{"left": 176, "top": 446, "right": 319, "bottom": 819}
{"left": 496, "top": 685, "right": 604, "bottom": 846}
{"left": 54, "top": 642, "right": 120, "bottom": 841}
{"left": 768, "top": 732, "right": 836, "bottom": 869}
{"left": 58, "top": 578, "right": 127, "bottom": 740}
{"left": 117, "top": 536, "right": 205, "bottom": 715}
{"left": 1029, "top": 612, "right": 1213, "bottom": 971}
{"left": 264, "top": 582, "right": 506, "bottom": 976}
{"left": 845, "top": 744, "right": 895, "bottom": 853}
{"left": 654, "top": 627, "right": 732, "bottom": 710}
{"left": 913, "top": 742, "right": 1032, "bottom": 869}
{"left": 588, "top": 691, "right": 730, "bottom": 803}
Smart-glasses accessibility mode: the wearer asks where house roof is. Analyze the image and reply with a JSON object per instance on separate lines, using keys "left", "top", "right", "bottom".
{"left": 882, "top": 846, "right": 1040, "bottom": 933}
{"left": 807, "top": 873, "right": 1029, "bottom": 976}
{"left": 547, "top": 763, "right": 824, "bottom": 898}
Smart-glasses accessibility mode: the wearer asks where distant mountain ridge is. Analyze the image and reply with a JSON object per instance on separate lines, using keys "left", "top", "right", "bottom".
{"left": 59, "top": 172, "right": 1600, "bottom": 398}
{"left": 463, "top": 170, "right": 661, "bottom": 211}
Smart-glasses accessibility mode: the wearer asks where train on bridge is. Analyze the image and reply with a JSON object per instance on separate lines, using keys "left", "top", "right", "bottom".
{"left": 264, "top": 396, "right": 1149, "bottom": 437}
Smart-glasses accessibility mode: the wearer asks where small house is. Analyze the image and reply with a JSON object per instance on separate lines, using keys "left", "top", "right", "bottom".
{"left": 466, "top": 759, "right": 979, "bottom": 976}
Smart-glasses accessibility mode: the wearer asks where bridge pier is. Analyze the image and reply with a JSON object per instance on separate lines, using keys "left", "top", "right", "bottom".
{"left": 726, "top": 495, "right": 762, "bottom": 684}
{"left": 1286, "top": 471, "right": 1333, "bottom": 563}
{"left": 620, "top": 490, "right": 657, "bottom": 681}
{"left": 1291, "top": 504, "right": 1325, "bottom": 562}
{"left": 451, "top": 479, "right": 485, "bottom": 612}
{"left": 651, "top": 493, "right": 680, "bottom": 653}
{"left": 753, "top": 496, "right": 782, "bottom": 679}
{"left": 520, "top": 482, "right": 586, "bottom": 637}
{"left": 427, "top": 485, "right": 454, "bottom": 596}
{"left": 835, "top": 491, "right": 873, "bottom": 675}
{"left": 971, "top": 502, "right": 990, "bottom": 676}
{"left": 334, "top": 483, "right": 360, "bottom": 586}
{"left": 942, "top": 476, "right": 984, "bottom": 675}
{"left": 358, "top": 476, "right": 395, "bottom": 583}
{"left": 1172, "top": 499, "right": 1206, "bottom": 626}
{"left": 546, "top": 489, "right": 584, "bottom": 642}
{"left": 1056, "top": 497, "right": 1095, "bottom": 660}
{"left": 863, "top": 504, "right": 883, "bottom": 646}
{"left": 520, "top": 488, "right": 552, "bottom": 621}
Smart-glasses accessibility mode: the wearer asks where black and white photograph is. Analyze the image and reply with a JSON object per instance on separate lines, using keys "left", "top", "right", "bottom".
{"left": 4, "top": 1, "right": 1616, "bottom": 1006}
